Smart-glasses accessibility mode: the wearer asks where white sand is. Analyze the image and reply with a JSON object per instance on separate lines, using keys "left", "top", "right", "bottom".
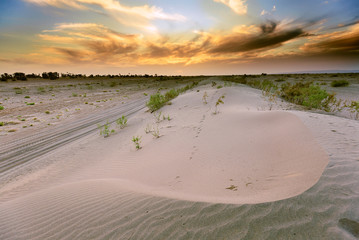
{"left": 0, "top": 85, "right": 328, "bottom": 204}
{"left": 3, "top": 83, "right": 359, "bottom": 239}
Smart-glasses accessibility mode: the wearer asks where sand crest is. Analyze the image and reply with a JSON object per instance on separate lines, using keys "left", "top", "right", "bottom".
{"left": 104, "top": 87, "right": 329, "bottom": 204}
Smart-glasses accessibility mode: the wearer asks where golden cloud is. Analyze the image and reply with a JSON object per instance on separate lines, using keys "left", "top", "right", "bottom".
{"left": 214, "top": 0, "right": 247, "bottom": 15}
{"left": 24, "top": 0, "right": 186, "bottom": 31}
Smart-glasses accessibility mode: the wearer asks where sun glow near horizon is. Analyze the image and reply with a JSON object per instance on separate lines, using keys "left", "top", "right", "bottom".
{"left": 0, "top": 0, "right": 358, "bottom": 75}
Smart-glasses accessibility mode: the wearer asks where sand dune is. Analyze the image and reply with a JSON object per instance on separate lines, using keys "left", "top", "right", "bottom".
{"left": 1, "top": 84, "right": 359, "bottom": 239}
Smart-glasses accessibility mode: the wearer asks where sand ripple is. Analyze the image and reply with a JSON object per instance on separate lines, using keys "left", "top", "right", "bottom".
{"left": 1, "top": 88, "right": 359, "bottom": 239}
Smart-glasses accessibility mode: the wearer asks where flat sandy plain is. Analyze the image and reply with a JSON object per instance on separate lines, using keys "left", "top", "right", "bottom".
{"left": 0, "top": 74, "right": 359, "bottom": 239}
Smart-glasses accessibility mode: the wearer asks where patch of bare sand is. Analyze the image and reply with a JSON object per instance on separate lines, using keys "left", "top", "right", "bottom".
{"left": 98, "top": 87, "right": 329, "bottom": 204}
{"left": 3, "top": 85, "right": 329, "bottom": 205}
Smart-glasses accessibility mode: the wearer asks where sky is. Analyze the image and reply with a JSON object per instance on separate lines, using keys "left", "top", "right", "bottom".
{"left": 0, "top": 0, "right": 358, "bottom": 75}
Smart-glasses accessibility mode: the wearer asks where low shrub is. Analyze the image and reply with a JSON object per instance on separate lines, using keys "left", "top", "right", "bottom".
{"left": 147, "top": 81, "right": 199, "bottom": 112}
{"left": 147, "top": 93, "right": 166, "bottom": 112}
{"left": 331, "top": 80, "right": 349, "bottom": 87}
{"left": 281, "top": 82, "right": 331, "bottom": 110}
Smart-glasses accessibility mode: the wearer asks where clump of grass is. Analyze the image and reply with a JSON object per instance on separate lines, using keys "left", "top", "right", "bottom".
{"left": 45, "top": 110, "right": 50, "bottom": 114}
{"left": 213, "top": 95, "right": 225, "bottom": 114}
{"left": 331, "top": 80, "right": 349, "bottom": 87}
{"left": 281, "top": 82, "right": 332, "bottom": 110}
{"left": 15, "top": 89, "right": 23, "bottom": 94}
{"left": 98, "top": 121, "right": 112, "bottom": 138}
{"left": 132, "top": 136, "right": 142, "bottom": 150}
{"left": 0, "top": 105, "right": 4, "bottom": 110}
{"left": 109, "top": 81, "right": 117, "bottom": 87}
{"left": 151, "top": 126, "right": 160, "bottom": 139}
{"left": 147, "top": 93, "right": 166, "bottom": 112}
{"left": 154, "top": 111, "right": 162, "bottom": 123}
{"left": 146, "top": 81, "right": 199, "bottom": 112}
{"left": 27, "top": 102, "right": 35, "bottom": 105}
{"left": 116, "top": 115, "right": 128, "bottom": 129}
{"left": 164, "top": 89, "right": 179, "bottom": 100}
{"left": 0, "top": 122, "right": 4, "bottom": 126}
{"left": 202, "top": 91, "right": 208, "bottom": 104}
{"left": 37, "top": 87, "right": 45, "bottom": 93}
{"left": 72, "top": 93, "right": 78, "bottom": 97}
{"left": 24, "top": 96, "right": 30, "bottom": 98}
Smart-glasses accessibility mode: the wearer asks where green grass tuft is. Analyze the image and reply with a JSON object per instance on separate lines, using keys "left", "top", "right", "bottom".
{"left": 331, "top": 80, "right": 349, "bottom": 87}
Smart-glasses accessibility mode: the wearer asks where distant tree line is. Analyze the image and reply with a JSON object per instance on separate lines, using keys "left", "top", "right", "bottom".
{"left": 1, "top": 72, "right": 185, "bottom": 81}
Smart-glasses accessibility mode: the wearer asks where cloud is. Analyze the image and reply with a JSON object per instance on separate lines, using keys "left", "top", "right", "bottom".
{"left": 209, "top": 21, "right": 306, "bottom": 54}
{"left": 24, "top": 0, "right": 186, "bottom": 31}
{"left": 301, "top": 22, "right": 359, "bottom": 55}
{"left": 260, "top": 5, "right": 276, "bottom": 16}
{"left": 214, "top": 0, "right": 247, "bottom": 15}
{"left": 38, "top": 23, "right": 142, "bottom": 64}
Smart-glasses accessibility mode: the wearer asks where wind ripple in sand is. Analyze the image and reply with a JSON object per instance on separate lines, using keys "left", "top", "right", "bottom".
{"left": 1, "top": 89, "right": 359, "bottom": 239}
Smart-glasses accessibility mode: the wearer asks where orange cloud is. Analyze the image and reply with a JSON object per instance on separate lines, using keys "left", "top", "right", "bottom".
{"left": 301, "top": 23, "right": 359, "bottom": 55}
{"left": 24, "top": 0, "right": 186, "bottom": 31}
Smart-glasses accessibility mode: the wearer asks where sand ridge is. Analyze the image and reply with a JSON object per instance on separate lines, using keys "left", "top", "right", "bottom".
{"left": 2, "top": 84, "right": 359, "bottom": 239}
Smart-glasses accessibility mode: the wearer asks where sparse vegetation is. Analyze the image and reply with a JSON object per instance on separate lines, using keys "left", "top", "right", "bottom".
{"left": 37, "top": 87, "right": 45, "bottom": 93}
{"left": 151, "top": 125, "right": 160, "bottom": 139}
{"left": 98, "top": 121, "right": 111, "bottom": 138}
{"left": 0, "top": 105, "right": 4, "bottom": 110}
{"left": 132, "top": 136, "right": 142, "bottom": 150}
{"left": 331, "top": 80, "right": 349, "bottom": 87}
{"left": 280, "top": 82, "right": 332, "bottom": 110}
{"left": 147, "top": 93, "right": 166, "bottom": 112}
{"left": 213, "top": 95, "right": 225, "bottom": 114}
{"left": 202, "top": 92, "right": 208, "bottom": 104}
{"left": 146, "top": 81, "right": 199, "bottom": 112}
{"left": 116, "top": 115, "right": 128, "bottom": 129}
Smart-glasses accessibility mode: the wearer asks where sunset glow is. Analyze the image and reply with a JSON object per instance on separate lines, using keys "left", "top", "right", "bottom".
{"left": 0, "top": 0, "right": 358, "bottom": 75}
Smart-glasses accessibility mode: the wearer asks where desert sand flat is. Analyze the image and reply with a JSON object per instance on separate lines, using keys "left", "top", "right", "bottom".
{"left": 1, "top": 84, "right": 359, "bottom": 239}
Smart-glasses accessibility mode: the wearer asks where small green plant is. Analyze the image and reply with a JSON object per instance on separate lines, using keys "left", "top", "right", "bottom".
{"left": 331, "top": 80, "right": 349, "bottom": 87}
{"left": 15, "top": 89, "right": 23, "bottom": 94}
{"left": 24, "top": 96, "right": 30, "bottom": 98}
{"left": 132, "top": 136, "right": 142, "bottom": 150}
{"left": 45, "top": 110, "right": 50, "bottom": 114}
{"left": 26, "top": 102, "right": 35, "bottom": 105}
{"left": 217, "top": 85, "right": 223, "bottom": 89}
{"left": 154, "top": 111, "right": 162, "bottom": 123}
{"left": 145, "top": 124, "right": 152, "bottom": 134}
{"left": 98, "top": 121, "right": 111, "bottom": 138}
{"left": 37, "top": 87, "right": 45, "bottom": 93}
{"left": 143, "top": 93, "right": 148, "bottom": 96}
{"left": 202, "top": 91, "right": 208, "bottom": 104}
{"left": 151, "top": 125, "right": 160, "bottom": 139}
{"left": 0, "top": 122, "right": 4, "bottom": 126}
{"left": 72, "top": 93, "right": 78, "bottom": 97}
{"left": 0, "top": 105, "right": 4, "bottom": 110}
{"left": 213, "top": 95, "right": 225, "bottom": 114}
{"left": 116, "top": 115, "right": 128, "bottom": 129}
{"left": 147, "top": 93, "right": 166, "bottom": 112}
